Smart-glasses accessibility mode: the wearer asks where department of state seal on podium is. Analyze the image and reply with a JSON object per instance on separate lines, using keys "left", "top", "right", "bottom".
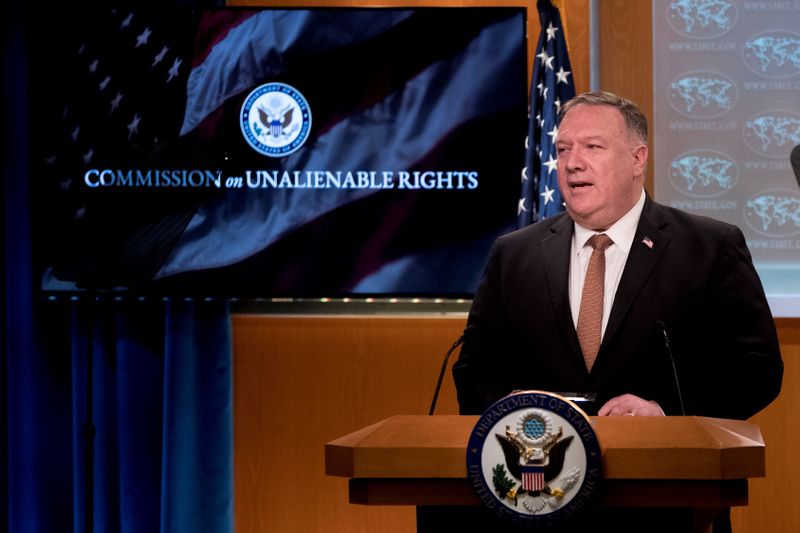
{"left": 466, "top": 390, "right": 602, "bottom": 528}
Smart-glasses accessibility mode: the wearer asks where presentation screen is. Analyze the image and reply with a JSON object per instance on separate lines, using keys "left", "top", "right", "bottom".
{"left": 653, "top": 0, "right": 800, "bottom": 316}
{"left": 28, "top": 5, "right": 527, "bottom": 298}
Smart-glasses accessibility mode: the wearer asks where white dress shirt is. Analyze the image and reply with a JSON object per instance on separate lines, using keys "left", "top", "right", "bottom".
{"left": 569, "top": 189, "right": 647, "bottom": 338}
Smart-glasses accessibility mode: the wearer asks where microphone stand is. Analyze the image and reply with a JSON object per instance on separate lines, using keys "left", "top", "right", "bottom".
{"left": 657, "top": 321, "right": 686, "bottom": 416}
{"left": 428, "top": 326, "right": 473, "bottom": 415}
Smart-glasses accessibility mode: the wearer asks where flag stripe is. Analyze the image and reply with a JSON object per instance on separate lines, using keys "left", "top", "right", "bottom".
{"left": 190, "top": 10, "right": 261, "bottom": 67}
{"left": 522, "top": 470, "right": 545, "bottom": 491}
{"left": 180, "top": 10, "right": 415, "bottom": 135}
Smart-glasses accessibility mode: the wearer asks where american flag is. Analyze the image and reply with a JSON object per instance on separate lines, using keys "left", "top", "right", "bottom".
{"left": 30, "top": 6, "right": 203, "bottom": 288}
{"left": 30, "top": 6, "right": 527, "bottom": 295}
{"left": 518, "top": 0, "right": 576, "bottom": 227}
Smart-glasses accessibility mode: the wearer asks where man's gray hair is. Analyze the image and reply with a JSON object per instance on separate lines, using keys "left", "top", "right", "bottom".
{"left": 560, "top": 91, "right": 648, "bottom": 145}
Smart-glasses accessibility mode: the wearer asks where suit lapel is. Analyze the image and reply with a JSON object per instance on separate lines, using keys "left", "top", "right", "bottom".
{"left": 540, "top": 216, "right": 585, "bottom": 364}
{"left": 602, "top": 200, "right": 670, "bottom": 350}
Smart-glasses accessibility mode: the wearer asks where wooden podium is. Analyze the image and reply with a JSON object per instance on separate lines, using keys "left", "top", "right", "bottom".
{"left": 326, "top": 415, "right": 765, "bottom": 532}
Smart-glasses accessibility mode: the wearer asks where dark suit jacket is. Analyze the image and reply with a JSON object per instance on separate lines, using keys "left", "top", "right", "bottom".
{"left": 453, "top": 198, "right": 783, "bottom": 418}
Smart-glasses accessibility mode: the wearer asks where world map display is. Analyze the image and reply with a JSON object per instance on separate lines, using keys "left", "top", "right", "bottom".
{"left": 654, "top": 0, "right": 800, "bottom": 315}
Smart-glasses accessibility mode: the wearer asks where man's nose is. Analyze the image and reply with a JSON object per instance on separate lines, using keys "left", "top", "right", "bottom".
{"left": 560, "top": 148, "right": 584, "bottom": 171}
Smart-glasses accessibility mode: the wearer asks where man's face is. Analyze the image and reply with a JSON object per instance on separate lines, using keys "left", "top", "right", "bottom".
{"left": 555, "top": 104, "right": 648, "bottom": 230}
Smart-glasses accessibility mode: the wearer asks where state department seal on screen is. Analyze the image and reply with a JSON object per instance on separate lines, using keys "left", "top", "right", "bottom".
{"left": 240, "top": 82, "right": 312, "bottom": 158}
{"left": 466, "top": 391, "right": 601, "bottom": 528}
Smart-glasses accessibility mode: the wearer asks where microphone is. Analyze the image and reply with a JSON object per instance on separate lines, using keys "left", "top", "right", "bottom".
{"left": 656, "top": 321, "right": 686, "bottom": 416}
{"left": 429, "top": 325, "right": 476, "bottom": 415}
{"left": 791, "top": 144, "right": 800, "bottom": 187}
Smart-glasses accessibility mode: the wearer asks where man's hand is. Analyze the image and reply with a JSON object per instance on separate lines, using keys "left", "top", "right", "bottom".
{"left": 598, "top": 393, "right": 664, "bottom": 416}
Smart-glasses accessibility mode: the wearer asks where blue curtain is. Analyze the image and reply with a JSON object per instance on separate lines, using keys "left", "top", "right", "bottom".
{"left": 3, "top": 1, "right": 234, "bottom": 531}
{"left": 6, "top": 299, "right": 234, "bottom": 533}
{"left": 69, "top": 298, "right": 234, "bottom": 533}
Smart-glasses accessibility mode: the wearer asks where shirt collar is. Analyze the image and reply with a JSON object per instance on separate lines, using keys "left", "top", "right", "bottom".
{"left": 573, "top": 189, "right": 646, "bottom": 254}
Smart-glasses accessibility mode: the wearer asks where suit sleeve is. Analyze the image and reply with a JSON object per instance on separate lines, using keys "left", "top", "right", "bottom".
{"left": 701, "top": 224, "right": 783, "bottom": 419}
{"left": 452, "top": 239, "right": 509, "bottom": 414}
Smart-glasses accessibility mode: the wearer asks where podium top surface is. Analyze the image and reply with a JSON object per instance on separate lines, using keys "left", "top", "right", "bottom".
{"left": 325, "top": 415, "right": 764, "bottom": 481}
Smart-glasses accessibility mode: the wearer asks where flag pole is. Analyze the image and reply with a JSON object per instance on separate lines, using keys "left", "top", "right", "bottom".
{"left": 589, "top": 0, "right": 600, "bottom": 90}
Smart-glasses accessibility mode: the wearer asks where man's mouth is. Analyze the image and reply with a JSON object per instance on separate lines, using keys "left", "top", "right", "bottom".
{"left": 570, "top": 181, "right": 593, "bottom": 189}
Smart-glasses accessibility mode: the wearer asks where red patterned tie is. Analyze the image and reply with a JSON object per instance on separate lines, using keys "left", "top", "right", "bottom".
{"left": 577, "top": 233, "right": 613, "bottom": 371}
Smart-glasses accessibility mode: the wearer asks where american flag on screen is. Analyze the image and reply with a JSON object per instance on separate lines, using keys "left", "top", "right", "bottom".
{"left": 159, "top": 8, "right": 525, "bottom": 293}
{"left": 518, "top": 0, "right": 576, "bottom": 227}
{"left": 35, "top": 8, "right": 194, "bottom": 165}
{"left": 30, "top": 7, "right": 202, "bottom": 288}
{"left": 32, "top": 6, "right": 526, "bottom": 295}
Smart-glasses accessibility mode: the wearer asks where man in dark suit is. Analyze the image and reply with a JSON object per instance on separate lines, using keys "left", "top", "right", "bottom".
{"left": 453, "top": 91, "right": 783, "bottom": 420}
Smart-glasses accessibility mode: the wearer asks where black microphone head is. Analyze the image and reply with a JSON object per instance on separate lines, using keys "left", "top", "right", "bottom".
{"left": 656, "top": 319, "right": 685, "bottom": 415}
{"left": 791, "top": 145, "right": 800, "bottom": 187}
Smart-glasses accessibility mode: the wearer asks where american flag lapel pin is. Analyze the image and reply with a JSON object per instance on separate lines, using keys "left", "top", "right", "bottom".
{"left": 642, "top": 236, "right": 654, "bottom": 249}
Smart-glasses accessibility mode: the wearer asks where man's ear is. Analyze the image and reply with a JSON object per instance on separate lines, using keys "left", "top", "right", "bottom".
{"left": 632, "top": 143, "right": 648, "bottom": 176}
